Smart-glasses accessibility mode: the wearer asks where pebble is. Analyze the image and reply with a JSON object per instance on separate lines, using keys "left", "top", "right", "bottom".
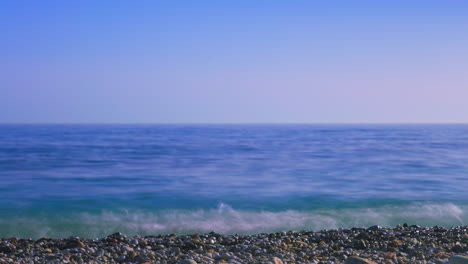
{"left": 1, "top": 225, "right": 468, "bottom": 263}
{"left": 179, "top": 259, "right": 197, "bottom": 264}
{"left": 122, "top": 245, "right": 133, "bottom": 252}
{"left": 273, "top": 256, "right": 284, "bottom": 264}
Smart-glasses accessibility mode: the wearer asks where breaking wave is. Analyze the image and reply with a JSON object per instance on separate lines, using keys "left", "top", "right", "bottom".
{"left": 1, "top": 202, "right": 465, "bottom": 239}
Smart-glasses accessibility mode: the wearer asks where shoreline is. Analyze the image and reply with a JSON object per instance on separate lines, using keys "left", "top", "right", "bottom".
{"left": 1, "top": 225, "right": 468, "bottom": 264}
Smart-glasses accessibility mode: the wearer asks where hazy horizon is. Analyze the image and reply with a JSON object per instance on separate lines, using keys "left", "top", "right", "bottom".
{"left": 2, "top": 122, "right": 468, "bottom": 125}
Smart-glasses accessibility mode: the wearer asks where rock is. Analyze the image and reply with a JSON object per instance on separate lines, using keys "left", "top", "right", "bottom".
{"left": 345, "top": 256, "right": 377, "bottom": 264}
{"left": 2, "top": 227, "right": 468, "bottom": 264}
{"left": 63, "top": 239, "right": 85, "bottom": 249}
{"left": 273, "top": 257, "right": 284, "bottom": 264}
{"left": 0, "top": 245, "right": 13, "bottom": 253}
{"left": 116, "top": 255, "right": 126, "bottom": 262}
{"left": 367, "top": 225, "right": 382, "bottom": 231}
{"left": 448, "top": 255, "right": 468, "bottom": 264}
{"left": 354, "top": 239, "right": 367, "bottom": 249}
{"left": 201, "top": 256, "right": 215, "bottom": 262}
{"left": 179, "top": 259, "right": 197, "bottom": 264}
{"left": 93, "top": 249, "right": 105, "bottom": 257}
{"left": 452, "top": 244, "right": 464, "bottom": 253}
{"left": 107, "top": 232, "right": 127, "bottom": 241}
{"left": 122, "top": 245, "right": 133, "bottom": 252}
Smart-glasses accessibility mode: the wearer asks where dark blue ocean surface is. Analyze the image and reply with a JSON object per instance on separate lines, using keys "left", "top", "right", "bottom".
{"left": 1, "top": 124, "right": 468, "bottom": 238}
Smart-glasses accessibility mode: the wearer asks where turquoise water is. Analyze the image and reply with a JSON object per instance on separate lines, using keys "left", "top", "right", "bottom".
{"left": 1, "top": 124, "right": 468, "bottom": 238}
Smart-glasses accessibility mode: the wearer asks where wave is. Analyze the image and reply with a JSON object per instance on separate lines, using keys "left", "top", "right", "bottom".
{"left": 0, "top": 202, "right": 466, "bottom": 239}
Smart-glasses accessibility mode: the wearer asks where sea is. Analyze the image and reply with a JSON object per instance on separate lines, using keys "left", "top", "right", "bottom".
{"left": 1, "top": 124, "right": 468, "bottom": 239}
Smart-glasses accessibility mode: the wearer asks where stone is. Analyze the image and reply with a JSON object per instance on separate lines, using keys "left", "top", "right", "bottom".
{"left": 122, "top": 245, "right": 133, "bottom": 252}
{"left": 179, "top": 259, "right": 197, "bottom": 264}
{"left": 452, "top": 244, "right": 464, "bottom": 253}
{"left": 367, "top": 225, "right": 382, "bottom": 231}
{"left": 62, "top": 239, "right": 85, "bottom": 249}
{"left": 201, "top": 256, "right": 215, "bottom": 262}
{"left": 0, "top": 245, "right": 13, "bottom": 253}
{"left": 108, "top": 232, "right": 126, "bottom": 240}
{"left": 448, "top": 255, "right": 468, "bottom": 264}
{"left": 273, "top": 257, "right": 284, "bottom": 264}
{"left": 384, "top": 252, "right": 396, "bottom": 259}
{"left": 93, "top": 249, "right": 105, "bottom": 257}
{"left": 345, "top": 256, "right": 377, "bottom": 264}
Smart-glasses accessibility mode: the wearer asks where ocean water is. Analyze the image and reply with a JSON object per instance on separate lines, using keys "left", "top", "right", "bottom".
{"left": 1, "top": 124, "right": 468, "bottom": 238}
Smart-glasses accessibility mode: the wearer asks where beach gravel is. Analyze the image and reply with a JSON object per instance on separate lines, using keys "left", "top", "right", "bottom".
{"left": 1, "top": 225, "right": 468, "bottom": 263}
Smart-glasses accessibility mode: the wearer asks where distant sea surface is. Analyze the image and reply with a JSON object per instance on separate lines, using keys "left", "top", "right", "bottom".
{"left": 1, "top": 124, "right": 468, "bottom": 238}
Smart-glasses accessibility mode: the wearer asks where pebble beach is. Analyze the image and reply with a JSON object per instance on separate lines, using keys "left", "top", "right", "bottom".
{"left": 2, "top": 225, "right": 468, "bottom": 264}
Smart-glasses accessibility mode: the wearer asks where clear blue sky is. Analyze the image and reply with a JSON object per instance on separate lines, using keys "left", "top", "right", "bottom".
{"left": 1, "top": 0, "right": 468, "bottom": 123}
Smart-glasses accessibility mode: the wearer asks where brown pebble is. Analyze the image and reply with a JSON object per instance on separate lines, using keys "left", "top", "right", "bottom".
{"left": 273, "top": 257, "right": 284, "bottom": 264}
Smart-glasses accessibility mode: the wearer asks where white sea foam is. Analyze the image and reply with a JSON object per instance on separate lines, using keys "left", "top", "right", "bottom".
{"left": 1, "top": 202, "right": 466, "bottom": 238}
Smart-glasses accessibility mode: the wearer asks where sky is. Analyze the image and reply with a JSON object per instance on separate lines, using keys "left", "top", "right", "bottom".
{"left": 1, "top": 0, "right": 468, "bottom": 123}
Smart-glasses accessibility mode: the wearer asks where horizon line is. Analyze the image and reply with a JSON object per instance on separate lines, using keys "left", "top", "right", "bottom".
{"left": 1, "top": 122, "right": 468, "bottom": 125}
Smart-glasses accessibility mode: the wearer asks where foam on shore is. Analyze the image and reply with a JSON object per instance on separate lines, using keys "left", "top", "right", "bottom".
{"left": 0, "top": 202, "right": 465, "bottom": 239}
